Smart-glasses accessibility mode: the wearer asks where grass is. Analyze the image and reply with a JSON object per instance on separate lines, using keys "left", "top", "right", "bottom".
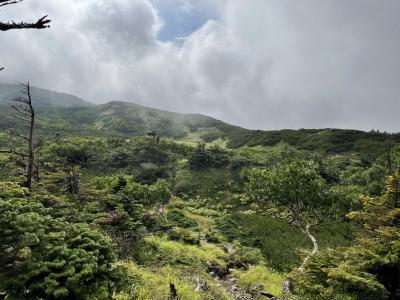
{"left": 233, "top": 265, "right": 284, "bottom": 297}
{"left": 139, "top": 235, "right": 228, "bottom": 268}
{"left": 185, "top": 211, "right": 214, "bottom": 232}
{"left": 113, "top": 262, "right": 231, "bottom": 300}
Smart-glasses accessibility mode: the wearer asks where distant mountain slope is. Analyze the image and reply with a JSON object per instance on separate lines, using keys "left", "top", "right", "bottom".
{"left": 0, "top": 84, "right": 398, "bottom": 156}
{"left": 35, "top": 100, "right": 243, "bottom": 139}
{"left": 0, "top": 83, "right": 93, "bottom": 108}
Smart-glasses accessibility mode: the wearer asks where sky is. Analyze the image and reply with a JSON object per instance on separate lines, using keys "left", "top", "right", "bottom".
{"left": 0, "top": 0, "right": 399, "bottom": 131}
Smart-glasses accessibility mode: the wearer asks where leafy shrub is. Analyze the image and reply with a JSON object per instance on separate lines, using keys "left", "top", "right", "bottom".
{"left": 168, "top": 227, "right": 200, "bottom": 245}
{"left": 167, "top": 208, "right": 198, "bottom": 228}
{"left": 216, "top": 214, "right": 260, "bottom": 247}
{"left": 0, "top": 181, "right": 28, "bottom": 199}
{"left": 0, "top": 197, "right": 116, "bottom": 299}
{"left": 204, "top": 228, "right": 224, "bottom": 243}
{"left": 229, "top": 243, "right": 264, "bottom": 267}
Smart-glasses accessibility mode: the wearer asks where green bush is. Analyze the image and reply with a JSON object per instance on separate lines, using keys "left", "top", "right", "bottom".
{"left": 166, "top": 208, "right": 198, "bottom": 228}
{"left": 168, "top": 227, "right": 200, "bottom": 245}
{"left": 0, "top": 181, "right": 28, "bottom": 199}
{"left": 0, "top": 197, "right": 116, "bottom": 299}
{"left": 229, "top": 243, "right": 264, "bottom": 267}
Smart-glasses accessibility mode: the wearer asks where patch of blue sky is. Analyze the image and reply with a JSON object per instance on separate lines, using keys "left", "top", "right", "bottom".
{"left": 150, "top": 0, "right": 219, "bottom": 44}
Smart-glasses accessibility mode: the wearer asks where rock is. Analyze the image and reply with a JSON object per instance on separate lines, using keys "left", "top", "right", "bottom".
{"left": 260, "top": 291, "right": 278, "bottom": 299}
{"left": 282, "top": 279, "right": 291, "bottom": 293}
{"left": 225, "top": 244, "right": 235, "bottom": 254}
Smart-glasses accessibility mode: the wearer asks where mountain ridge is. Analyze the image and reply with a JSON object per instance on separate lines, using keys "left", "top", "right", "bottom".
{"left": 0, "top": 83, "right": 93, "bottom": 108}
{"left": 0, "top": 83, "right": 397, "bottom": 156}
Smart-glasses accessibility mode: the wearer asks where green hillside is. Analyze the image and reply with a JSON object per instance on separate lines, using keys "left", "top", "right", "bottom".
{"left": 0, "top": 84, "right": 398, "bottom": 160}
{"left": 0, "top": 83, "right": 93, "bottom": 108}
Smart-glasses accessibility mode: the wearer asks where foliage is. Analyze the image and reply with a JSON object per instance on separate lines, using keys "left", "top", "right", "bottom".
{"left": 246, "top": 159, "right": 328, "bottom": 213}
{"left": 188, "top": 143, "right": 231, "bottom": 169}
{"left": 168, "top": 227, "right": 200, "bottom": 245}
{"left": 166, "top": 208, "right": 198, "bottom": 228}
{"left": 1, "top": 98, "right": 398, "bottom": 299}
{"left": 0, "top": 181, "right": 28, "bottom": 198}
{"left": 291, "top": 177, "right": 400, "bottom": 300}
{"left": 0, "top": 195, "right": 116, "bottom": 299}
{"left": 229, "top": 242, "right": 264, "bottom": 267}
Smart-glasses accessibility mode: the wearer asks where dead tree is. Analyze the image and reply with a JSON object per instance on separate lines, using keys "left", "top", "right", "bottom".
{"left": 0, "top": 0, "right": 50, "bottom": 70}
{"left": 386, "top": 135, "right": 393, "bottom": 175}
{"left": 146, "top": 130, "right": 160, "bottom": 144}
{"left": 0, "top": 82, "right": 35, "bottom": 189}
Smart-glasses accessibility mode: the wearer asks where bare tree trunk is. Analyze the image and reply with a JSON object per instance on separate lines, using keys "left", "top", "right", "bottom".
{"left": 299, "top": 223, "right": 319, "bottom": 272}
{"left": 394, "top": 175, "right": 399, "bottom": 208}
{"left": 281, "top": 221, "right": 319, "bottom": 294}
{"left": 25, "top": 83, "right": 34, "bottom": 189}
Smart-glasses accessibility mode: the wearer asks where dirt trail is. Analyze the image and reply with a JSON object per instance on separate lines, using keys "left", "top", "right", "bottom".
{"left": 215, "top": 276, "right": 255, "bottom": 300}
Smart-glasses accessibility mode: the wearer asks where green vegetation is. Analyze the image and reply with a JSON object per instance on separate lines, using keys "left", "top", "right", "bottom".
{"left": 0, "top": 90, "right": 398, "bottom": 299}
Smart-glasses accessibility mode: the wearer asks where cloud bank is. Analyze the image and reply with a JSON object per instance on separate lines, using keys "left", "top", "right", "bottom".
{"left": 0, "top": 0, "right": 399, "bottom": 131}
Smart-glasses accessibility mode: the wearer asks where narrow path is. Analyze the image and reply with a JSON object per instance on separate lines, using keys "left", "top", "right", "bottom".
{"left": 215, "top": 276, "right": 255, "bottom": 300}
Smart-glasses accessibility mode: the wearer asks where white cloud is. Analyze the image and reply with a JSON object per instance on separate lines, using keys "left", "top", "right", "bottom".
{"left": 0, "top": 0, "right": 400, "bottom": 131}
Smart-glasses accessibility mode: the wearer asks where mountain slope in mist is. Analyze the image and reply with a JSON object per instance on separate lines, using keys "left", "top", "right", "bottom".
{"left": 0, "top": 84, "right": 398, "bottom": 156}
{"left": 0, "top": 83, "right": 93, "bottom": 108}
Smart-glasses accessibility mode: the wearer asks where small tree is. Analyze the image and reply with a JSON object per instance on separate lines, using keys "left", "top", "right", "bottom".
{"left": 291, "top": 176, "right": 400, "bottom": 300}
{"left": 246, "top": 160, "right": 331, "bottom": 270}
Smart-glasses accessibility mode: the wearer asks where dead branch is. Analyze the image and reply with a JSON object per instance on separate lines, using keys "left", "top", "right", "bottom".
{"left": 0, "top": 0, "right": 22, "bottom": 8}
{"left": 0, "top": 149, "right": 28, "bottom": 157}
{"left": 0, "top": 0, "right": 51, "bottom": 31}
{"left": 0, "top": 111, "right": 30, "bottom": 123}
{"left": 0, "top": 15, "right": 51, "bottom": 31}
{"left": 9, "top": 129, "right": 29, "bottom": 141}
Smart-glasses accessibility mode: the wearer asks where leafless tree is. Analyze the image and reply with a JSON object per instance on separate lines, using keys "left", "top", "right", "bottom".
{"left": 146, "top": 130, "right": 160, "bottom": 144}
{"left": 0, "top": 82, "right": 35, "bottom": 189}
{"left": 1, "top": 0, "right": 50, "bottom": 70}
